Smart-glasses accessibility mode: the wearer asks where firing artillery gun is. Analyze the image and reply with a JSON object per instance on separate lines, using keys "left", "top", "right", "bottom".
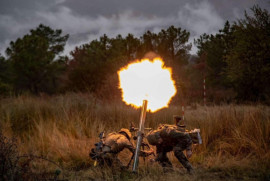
{"left": 126, "top": 122, "right": 155, "bottom": 169}
{"left": 89, "top": 125, "right": 154, "bottom": 169}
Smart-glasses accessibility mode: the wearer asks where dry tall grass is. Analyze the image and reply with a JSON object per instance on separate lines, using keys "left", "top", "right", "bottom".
{"left": 0, "top": 93, "right": 269, "bottom": 180}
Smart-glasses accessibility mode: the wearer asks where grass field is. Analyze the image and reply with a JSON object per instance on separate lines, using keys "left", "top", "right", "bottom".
{"left": 0, "top": 93, "right": 270, "bottom": 180}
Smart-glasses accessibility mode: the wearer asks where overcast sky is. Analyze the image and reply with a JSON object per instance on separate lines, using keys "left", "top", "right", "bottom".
{"left": 0, "top": 0, "right": 270, "bottom": 56}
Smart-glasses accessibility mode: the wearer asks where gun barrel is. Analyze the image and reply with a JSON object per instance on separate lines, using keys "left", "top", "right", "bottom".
{"left": 132, "top": 100, "right": 148, "bottom": 172}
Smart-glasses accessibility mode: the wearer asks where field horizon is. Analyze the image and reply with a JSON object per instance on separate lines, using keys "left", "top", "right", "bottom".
{"left": 0, "top": 93, "right": 269, "bottom": 180}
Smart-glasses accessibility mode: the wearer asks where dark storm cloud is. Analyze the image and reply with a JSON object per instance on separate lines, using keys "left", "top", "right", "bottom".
{"left": 0, "top": 0, "right": 269, "bottom": 56}
{"left": 61, "top": 0, "right": 269, "bottom": 19}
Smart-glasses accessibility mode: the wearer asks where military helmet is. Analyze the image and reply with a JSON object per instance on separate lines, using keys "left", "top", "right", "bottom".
{"left": 173, "top": 115, "right": 182, "bottom": 120}
{"left": 119, "top": 128, "right": 132, "bottom": 140}
{"left": 173, "top": 115, "right": 182, "bottom": 126}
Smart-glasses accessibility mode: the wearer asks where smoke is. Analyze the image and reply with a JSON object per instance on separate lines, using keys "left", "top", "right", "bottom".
{"left": 143, "top": 52, "right": 161, "bottom": 60}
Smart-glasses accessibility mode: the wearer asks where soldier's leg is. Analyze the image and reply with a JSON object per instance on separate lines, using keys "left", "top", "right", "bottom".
{"left": 113, "top": 157, "right": 126, "bottom": 170}
{"left": 103, "top": 153, "right": 123, "bottom": 170}
{"left": 102, "top": 153, "right": 114, "bottom": 167}
{"left": 156, "top": 146, "right": 173, "bottom": 169}
{"left": 173, "top": 149, "right": 193, "bottom": 172}
{"left": 159, "top": 152, "right": 173, "bottom": 168}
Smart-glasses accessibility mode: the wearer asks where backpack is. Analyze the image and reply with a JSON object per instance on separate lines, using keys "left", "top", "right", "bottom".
{"left": 146, "top": 129, "right": 161, "bottom": 145}
{"left": 147, "top": 124, "right": 184, "bottom": 145}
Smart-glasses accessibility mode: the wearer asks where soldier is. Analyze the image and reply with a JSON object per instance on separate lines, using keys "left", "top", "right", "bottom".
{"left": 146, "top": 117, "right": 194, "bottom": 173}
{"left": 174, "top": 115, "right": 186, "bottom": 132}
{"left": 90, "top": 128, "right": 153, "bottom": 169}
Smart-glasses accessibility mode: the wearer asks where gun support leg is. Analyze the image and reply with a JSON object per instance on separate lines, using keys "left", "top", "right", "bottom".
{"left": 126, "top": 153, "right": 134, "bottom": 169}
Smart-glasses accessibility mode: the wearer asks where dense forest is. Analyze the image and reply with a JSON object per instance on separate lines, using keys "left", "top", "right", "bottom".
{"left": 0, "top": 5, "right": 269, "bottom": 104}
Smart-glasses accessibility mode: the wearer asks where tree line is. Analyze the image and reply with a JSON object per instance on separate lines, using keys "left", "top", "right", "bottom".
{"left": 195, "top": 5, "right": 270, "bottom": 102}
{"left": 0, "top": 5, "right": 269, "bottom": 104}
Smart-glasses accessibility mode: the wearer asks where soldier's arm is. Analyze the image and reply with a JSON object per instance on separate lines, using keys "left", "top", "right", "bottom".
{"left": 124, "top": 140, "right": 136, "bottom": 153}
{"left": 185, "top": 133, "right": 193, "bottom": 158}
{"left": 185, "top": 132, "right": 193, "bottom": 149}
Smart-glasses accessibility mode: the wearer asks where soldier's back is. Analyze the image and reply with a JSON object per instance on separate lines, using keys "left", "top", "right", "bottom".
{"left": 103, "top": 132, "right": 131, "bottom": 153}
{"left": 158, "top": 124, "right": 190, "bottom": 146}
{"left": 146, "top": 129, "right": 162, "bottom": 145}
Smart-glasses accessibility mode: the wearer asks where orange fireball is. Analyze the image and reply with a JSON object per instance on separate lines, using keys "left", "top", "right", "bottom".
{"left": 118, "top": 57, "right": 177, "bottom": 112}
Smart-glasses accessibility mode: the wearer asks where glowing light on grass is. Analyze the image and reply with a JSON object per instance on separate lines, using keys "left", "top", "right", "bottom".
{"left": 118, "top": 57, "right": 177, "bottom": 112}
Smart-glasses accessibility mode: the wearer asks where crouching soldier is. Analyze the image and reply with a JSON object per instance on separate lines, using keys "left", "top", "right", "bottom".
{"left": 146, "top": 116, "right": 198, "bottom": 173}
{"left": 90, "top": 128, "right": 154, "bottom": 169}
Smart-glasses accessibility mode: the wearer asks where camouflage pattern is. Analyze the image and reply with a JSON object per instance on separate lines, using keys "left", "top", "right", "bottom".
{"left": 118, "top": 128, "right": 132, "bottom": 140}
{"left": 146, "top": 124, "right": 193, "bottom": 172}
{"left": 100, "top": 131, "right": 152, "bottom": 168}
{"left": 102, "top": 132, "right": 134, "bottom": 154}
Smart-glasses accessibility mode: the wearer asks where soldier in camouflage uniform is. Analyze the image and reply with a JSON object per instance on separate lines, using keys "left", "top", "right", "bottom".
{"left": 146, "top": 116, "right": 193, "bottom": 173}
{"left": 91, "top": 128, "right": 153, "bottom": 169}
